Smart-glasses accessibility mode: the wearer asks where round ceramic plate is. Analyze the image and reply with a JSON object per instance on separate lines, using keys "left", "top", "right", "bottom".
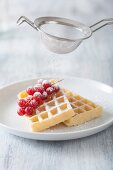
{"left": 0, "top": 77, "right": 113, "bottom": 141}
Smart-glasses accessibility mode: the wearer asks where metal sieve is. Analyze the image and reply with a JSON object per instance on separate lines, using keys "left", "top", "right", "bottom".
{"left": 17, "top": 16, "right": 113, "bottom": 54}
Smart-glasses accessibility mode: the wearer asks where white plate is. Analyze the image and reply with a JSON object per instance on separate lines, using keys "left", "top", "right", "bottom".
{"left": 0, "top": 77, "right": 113, "bottom": 141}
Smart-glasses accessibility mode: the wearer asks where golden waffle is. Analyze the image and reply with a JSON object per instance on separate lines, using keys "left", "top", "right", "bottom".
{"left": 63, "top": 89, "right": 103, "bottom": 126}
{"left": 29, "top": 90, "right": 75, "bottom": 132}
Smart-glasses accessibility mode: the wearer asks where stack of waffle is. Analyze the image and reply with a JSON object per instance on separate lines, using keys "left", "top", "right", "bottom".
{"left": 18, "top": 83, "right": 103, "bottom": 132}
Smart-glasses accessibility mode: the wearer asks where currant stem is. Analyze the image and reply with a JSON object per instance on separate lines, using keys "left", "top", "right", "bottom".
{"left": 51, "top": 79, "right": 64, "bottom": 85}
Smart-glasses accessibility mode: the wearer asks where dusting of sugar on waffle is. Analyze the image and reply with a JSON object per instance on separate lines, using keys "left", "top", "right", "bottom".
{"left": 29, "top": 90, "right": 75, "bottom": 131}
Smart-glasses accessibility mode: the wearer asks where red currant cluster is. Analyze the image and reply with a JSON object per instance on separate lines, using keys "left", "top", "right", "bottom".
{"left": 17, "top": 79, "right": 60, "bottom": 116}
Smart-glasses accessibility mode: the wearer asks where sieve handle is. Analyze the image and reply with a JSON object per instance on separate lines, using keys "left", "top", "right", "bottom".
{"left": 90, "top": 18, "right": 113, "bottom": 33}
{"left": 17, "top": 16, "right": 38, "bottom": 31}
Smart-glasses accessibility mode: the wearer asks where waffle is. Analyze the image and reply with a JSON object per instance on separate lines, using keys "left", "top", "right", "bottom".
{"left": 63, "top": 89, "right": 103, "bottom": 126}
{"left": 18, "top": 90, "right": 28, "bottom": 99}
{"left": 29, "top": 90, "right": 75, "bottom": 132}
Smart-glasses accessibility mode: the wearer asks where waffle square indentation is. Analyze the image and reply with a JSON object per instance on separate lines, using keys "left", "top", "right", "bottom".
{"left": 74, "top": 101, "right": 84, "bottom": 106}
{"left": 83, "top": 105, "right": 92, "bottom": 111}
{"left": 40, "top": 112, "right": 48, "bottom": 119}
{"left": 68, "top": 97, "right": 76, "bottom": 102}
{"left": 74, "top": 95, "right": 82, "bottom": 100}
{"left": 56, "top": 91, "right": 63, "bottom": 98}
{"left": 31, "top": 116, "right": 39, "bottom": 122}
{"left": 50, "top": 108, "right": 58, "bottom": 115}
{"left": 37, "top": 105, "right": 46, "bottom": 112}
{"left": 60, "top": 103, "right": 67, "bottom": 110}
{"left": 74, "top": 108, "right": 84, "bottom": 114}
{"left": 47, "top": 101, "right": 55, "bottom": 107}
{"left": 57, "top": 97, "right": 64, "bottom": 103}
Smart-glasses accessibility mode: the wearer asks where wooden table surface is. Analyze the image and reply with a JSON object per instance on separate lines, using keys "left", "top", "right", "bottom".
{"left": 0, "top": 0, "right": 113, "bottom": 170}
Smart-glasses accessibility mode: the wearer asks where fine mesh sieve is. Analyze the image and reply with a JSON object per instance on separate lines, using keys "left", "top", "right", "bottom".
{"left": 17, "top": 16, "right": 113, "bottom": 54}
